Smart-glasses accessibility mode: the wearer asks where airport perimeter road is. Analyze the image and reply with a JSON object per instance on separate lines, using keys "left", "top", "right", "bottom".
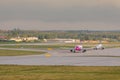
{"left": 0, "top": 48, "right": 120, "bottom": 66}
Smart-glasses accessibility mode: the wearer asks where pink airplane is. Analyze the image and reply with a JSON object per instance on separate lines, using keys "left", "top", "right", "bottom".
{"left": 70, "top": 45, "right": 86, "bottom": 53}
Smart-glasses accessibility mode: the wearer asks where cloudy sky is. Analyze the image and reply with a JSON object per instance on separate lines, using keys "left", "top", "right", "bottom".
{"left": 0, "top": 0, "right": 120, "bottom": 30}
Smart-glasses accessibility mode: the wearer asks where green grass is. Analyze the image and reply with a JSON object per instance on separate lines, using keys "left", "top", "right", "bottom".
{"left": 0, "top": 65, "right": 120, "bottom": 80}
{"left": 0, "top": 50, "right": 45, "bottom": 56}
{"left": 0, "top": 42, "right": 120, "bottom": 49}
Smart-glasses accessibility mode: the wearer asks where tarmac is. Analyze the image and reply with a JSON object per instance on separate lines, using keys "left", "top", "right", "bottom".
{"left": 0, "top": 47, "right": 120, "bottom": 66}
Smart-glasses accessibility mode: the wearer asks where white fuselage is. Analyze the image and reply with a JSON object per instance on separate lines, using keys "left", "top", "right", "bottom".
{"left": 95, "top": 44, "right": 104, "bottom": 50}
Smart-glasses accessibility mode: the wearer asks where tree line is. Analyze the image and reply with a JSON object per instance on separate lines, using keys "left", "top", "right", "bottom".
{"left": 0, "top": 29, "right": 120, "bottom": 42}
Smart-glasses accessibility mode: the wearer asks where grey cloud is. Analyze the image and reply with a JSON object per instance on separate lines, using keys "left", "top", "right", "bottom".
{"left": 0, "top": 4, "right": 120, "bottom": 24}
{"left": 0, "top": 0, "right": 120, "bottom": 30}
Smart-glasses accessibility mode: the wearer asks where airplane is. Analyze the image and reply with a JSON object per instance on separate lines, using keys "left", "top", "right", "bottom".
{"left": 93, "top": 44, "right": 104, "bottom": 50}
{"left": 70, "top": 45, "right": 86, "bottom": 53}
{"left": 70, "top": 43, "right": 104, "bottom": 53}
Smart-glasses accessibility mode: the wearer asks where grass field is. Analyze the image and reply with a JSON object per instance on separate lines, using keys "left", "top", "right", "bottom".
{"left": 0, "top": 50, "right": 45, "bottom": 56}
{"left": 0, "top": 65, "right": 120, "bottom": 80}
{"left": 0, "top": 42, "right": 120, "bottom": 49}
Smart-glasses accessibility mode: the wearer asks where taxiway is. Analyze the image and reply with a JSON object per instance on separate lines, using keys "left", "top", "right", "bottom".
{"left": 0, "top": 48, "right": 120, "bottom": 66}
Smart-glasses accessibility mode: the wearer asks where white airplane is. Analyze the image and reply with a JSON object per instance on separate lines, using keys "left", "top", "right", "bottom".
{"left": 70, "top": 43, "right": 104, "bottom": 53}
{"left": 93, "top": 44, "right": 104, "bottom": 50}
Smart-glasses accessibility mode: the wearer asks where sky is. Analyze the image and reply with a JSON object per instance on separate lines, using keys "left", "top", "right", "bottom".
{"left": 0, "top": 0, "right": 120, "bottom": 31}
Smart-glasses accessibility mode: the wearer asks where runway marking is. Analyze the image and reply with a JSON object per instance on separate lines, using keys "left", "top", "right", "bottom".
{"left": 47, "top": 48, "right": 53, "bottom": 50}
{"left": 45, "top": 53, "right": 52, "bottom": 57}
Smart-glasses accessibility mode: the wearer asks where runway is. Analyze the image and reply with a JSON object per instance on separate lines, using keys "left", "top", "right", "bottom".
{"left": 0, "top": 48, "right": 120, "bottom": 66}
